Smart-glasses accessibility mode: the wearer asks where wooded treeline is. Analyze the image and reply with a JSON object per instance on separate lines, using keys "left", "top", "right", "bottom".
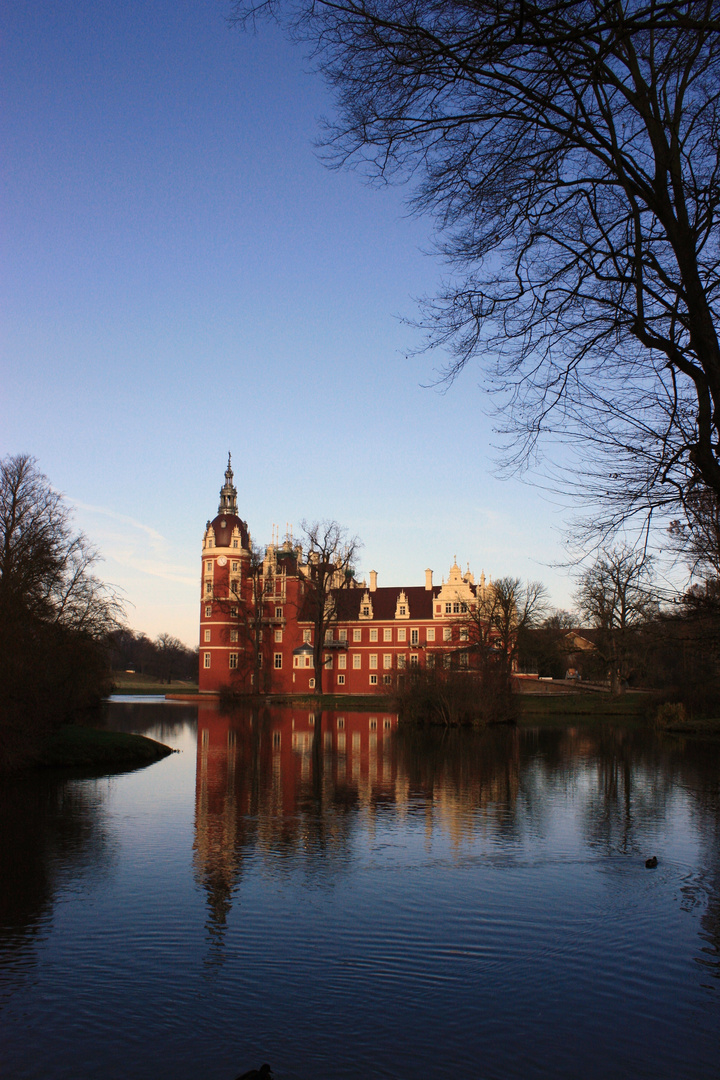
{"left": 106, "top": 629, "right": 198, "bottom": 684}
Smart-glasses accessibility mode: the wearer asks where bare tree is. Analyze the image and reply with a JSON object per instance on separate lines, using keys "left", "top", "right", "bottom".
{"left": 576, "top": 547, "right": 658, "bottom": 693}
{"left": 299, "top": 520, "right": 361, "bottom": 694}
{"left": 668, "top": 485, "right": 720, "bottom": 579}
{"left": 0, "top": 454, "right": 124, "bottom": 765}
{"left": 231, "top": 0, "right": 720, "bottom": 531}
{"left": 224, "top": 542, "right": 273, "bottom": 692}
{"left": 0, "top": 454, "right": 123, "bottom": 633}
{"left": 464, "top": 576, "right": 548, "bottom": 687}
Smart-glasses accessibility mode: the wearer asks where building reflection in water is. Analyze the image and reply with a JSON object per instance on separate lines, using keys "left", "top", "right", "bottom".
{"left": 192, "top": 706, "right": 720, "bottom": 979}
{"left": 193, "top": 705, "right": 403, "bottom": 945}
{"left": 192, "top": 705, "right": 525, "bottom": 942}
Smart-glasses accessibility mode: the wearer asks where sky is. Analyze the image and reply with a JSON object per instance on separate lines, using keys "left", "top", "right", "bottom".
{"left": 3, "top": 0, "right": 586, "bottom": 647}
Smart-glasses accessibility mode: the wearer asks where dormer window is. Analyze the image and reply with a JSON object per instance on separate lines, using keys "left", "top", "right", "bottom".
{"left": 395, "top": 590, "right": 410, "bottom": 619}
{"left": 362, "top": 606, "right": 370, "bottom": 616}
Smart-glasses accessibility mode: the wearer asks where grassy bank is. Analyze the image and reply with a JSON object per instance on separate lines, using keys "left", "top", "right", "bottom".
{"left": 34, "top": 726, "right": 174, "bottom": 771}
{"left": 110, "top": 671, "right": 199, "bottom": 695}
{"left": 518, "top": 691, "right": 649, "bottom": 725}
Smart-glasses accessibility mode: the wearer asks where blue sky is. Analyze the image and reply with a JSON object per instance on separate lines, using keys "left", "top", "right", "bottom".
{"left": 3, "top": 0, "right": 582, "bottom": 646}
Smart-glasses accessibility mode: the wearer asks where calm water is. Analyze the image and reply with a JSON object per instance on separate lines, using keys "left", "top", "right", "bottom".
{"left": 1, "top": 699, "right": 719, "bottom": 1080}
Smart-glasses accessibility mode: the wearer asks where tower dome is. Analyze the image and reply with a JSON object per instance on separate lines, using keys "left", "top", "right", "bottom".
{"left": 207, "top": 453, "right": 250, "bottom": 549}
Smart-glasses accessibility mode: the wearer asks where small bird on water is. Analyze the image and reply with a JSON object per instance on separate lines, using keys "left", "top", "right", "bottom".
{"left": 645, "top": 856, "right": 658, "bottom": 868}
{"left": 235, "top": 1066, "right": 273, "bottom": 1080}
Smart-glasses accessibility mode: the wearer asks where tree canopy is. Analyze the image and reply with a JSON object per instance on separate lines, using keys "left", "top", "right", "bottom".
{"left": 0, "top": 454, "right": 124, "bottom": 767}
{"left": 232, "top": 0, "right": 720, "bottom": 533}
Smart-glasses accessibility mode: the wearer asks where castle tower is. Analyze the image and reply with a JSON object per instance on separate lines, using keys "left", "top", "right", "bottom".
{"left": 199, "top": 455, "right": 251, "bottom": 692}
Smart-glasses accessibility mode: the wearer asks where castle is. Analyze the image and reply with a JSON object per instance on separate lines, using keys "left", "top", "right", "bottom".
{"left": 198, "top": 457, "right": 497, "bottom": 695}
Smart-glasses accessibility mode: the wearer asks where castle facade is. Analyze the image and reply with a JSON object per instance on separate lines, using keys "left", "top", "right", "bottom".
{"left": 199, "top": 458, "right": 496, "bottom": 695}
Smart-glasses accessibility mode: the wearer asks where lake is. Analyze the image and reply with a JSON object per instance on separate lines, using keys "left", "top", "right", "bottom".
{"left": 1, "top": 698, "right": 718, "bottom": 1080}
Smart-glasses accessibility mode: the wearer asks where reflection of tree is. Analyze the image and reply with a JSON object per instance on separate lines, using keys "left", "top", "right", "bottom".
{"left": 0, "top": 775, "right": 112, "bottom": 989}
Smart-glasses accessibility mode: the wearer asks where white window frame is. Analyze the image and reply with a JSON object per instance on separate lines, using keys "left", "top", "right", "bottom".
{"left": 353, "top": 654, "right": 362, "bottom": 669}
{"left": 204, "top": 652, "right": 211, "bottom": 668}
{"left": 274, "top": 653, "right": 282, "bottom": 669}
{"left": 369, "top": 654, "right": 378, "bottom": 669}
{"left": 370, "top": 628, "right": 378, "bottom": 642}
{"left": 353, "top": 628, "right": 362, "bottom": 642}
{"left": 383, "top": 627, "right": 392, "bottom": 642}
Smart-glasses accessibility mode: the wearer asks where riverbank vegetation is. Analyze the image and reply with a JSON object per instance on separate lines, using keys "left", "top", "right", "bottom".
{"left": 0, "top": 455, "right": 125, "bottom": 771}
{"left": 33, "top": 725, "right": 174, "bottom": 771}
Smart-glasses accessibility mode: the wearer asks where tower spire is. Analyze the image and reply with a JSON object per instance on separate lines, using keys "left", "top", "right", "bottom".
{"left": 218, "top": 453, "right": 238, "bottom": 516}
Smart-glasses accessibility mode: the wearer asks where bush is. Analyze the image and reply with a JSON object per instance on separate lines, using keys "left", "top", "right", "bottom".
{"left": 394, "top": 666, "right": 517, "bottom": 727}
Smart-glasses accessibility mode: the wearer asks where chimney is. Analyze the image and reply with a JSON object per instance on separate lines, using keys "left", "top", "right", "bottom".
{"left": 369, "top": 569, "right": 378, "bottom": 592}
{"left": 425, "top": 568, "right": 433, "bottom": 590}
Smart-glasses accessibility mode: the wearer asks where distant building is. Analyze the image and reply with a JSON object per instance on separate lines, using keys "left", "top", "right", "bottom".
{"left": 199, "top": 457, "right": 502, "bottom": 694}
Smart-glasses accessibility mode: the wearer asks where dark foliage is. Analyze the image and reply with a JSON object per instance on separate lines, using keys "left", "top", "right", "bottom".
{"left": 0, "top": 455, "right": 122, "bottom": 770}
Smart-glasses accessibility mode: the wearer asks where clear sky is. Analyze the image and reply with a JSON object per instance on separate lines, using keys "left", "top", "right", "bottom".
{"left": 3, "top": 0, "right": 583, "bottom": 647}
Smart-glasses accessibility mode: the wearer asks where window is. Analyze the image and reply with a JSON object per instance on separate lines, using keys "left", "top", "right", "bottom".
{"left": 229, "top": 653, "right": 238, "bottom": 669}
{"left": 369, "top": 717, "right": 378, "bottom": 730}
{"left": 204, "top": 629, "right": 211, "bottom": 642}
{"left": 397, "top": 655, "right": 406, "bottom": 669}
{"left": 324, "top": 653, "right": 333, "bottom": 669}
{"left": 427, "top": 653, "right": 435, "bottom": 668}
{"left": 411, "top": 629, "right": 419, "bottom": 645}
{"left": 274, "top": 653, "right": 282, "bottom": 669}
{"left": 353, "top": 654, "right": 362, "bottom": 669}
{"left": 339, "top": 629, "right": 347, "bottom": 642}
{"left": 399, "top": 605, "right": 406, "bottom": 616}
{"left": 369, "top": 654, "right": 378, "bottom": 669}
{"left": 275, "top": 628, "right": 283, "bottom": 643}
{"left": 325, "top": 628, "right": 333, "bottom": 642}
{"left": 444, "top": 627, "right": 452, "bottom": 641}
{"left": 230, "top": 578, "right": 239, "bottom": 594}
{"left": 370, "top": 674, "right": 378, "bottom": 685}
{"left": 230, "top": 606, "right": 238, "bottom": 617}
{"left": 258, "top": 653, "right": 263, "bottom": 667}
{"left": 303, "top": 629, "right": 311, "bottom": 644}
{"left": 453, "top": 602, "right": 460, "bottom": 613}
{"left": 232, "top": 561, "right": 239, "bottom": 572}
{"left": 206, "top": 561, "right": 212, "bottom": 571}
{"left": 353, "top": 628, "right": 362, "bottom": 642}
{"left": 444, "top": 654, "right": 452, "bottom": 669}
{"left": 410, "top": 654, "right": 419, "bottom": 667}
{"left": 427, "top": 627, "right": 435, "bottom": 641}
{"left": 461, "top": 602, "right": 468, "bottom": 613}
{"left": 309, "top": 678, "right": 315, "bottom": 689}
{"left": 233, "top": 539, "right": 239, "bottom": 549}
{"left": 362, "top": 606, "right": 370, "bottom": 616}
{"left": 205, "top": 605, "right": 212, "bottom": 617}
{"left": 383, "top": 627, "right": 392, "bottom": 642}
{"left": 337, "top": 717, "right": 345, "bottom": 729}
{"left": 384, "top": 718, "right": 392, "bottom": 730}
{"left": 397, "top": 628, "right": 406, "bottom": 642}
{"left": 275, "top": 606, "right": 283, "bottom": 618}
{"left": 383, "top": 674, "right": 392, "bottom": 685}
{"left": 370, "top": 628, "right": 378, "bottom": 642}
{"left": 460, "top": 627, "right": 468, "bottom": 641}
{"left": 338, "top": 674, "right": 345, "bottom": 685}
{"left": 205, "top": 583, "right": 212, "bottom": 595}
{"left": 273, "top": 731, "right": 281, "bottom": 748}
{"left": 459, "top": 652, "right": 468, "bottom": 667}
{"left": 445, "top": 602, "right": 452, "bottom": 614}
{"left": 230, "top": 629, "right": 238, "bottom": 642}
{"left": 383, "top": 654, "right": 392, "bottom": 669}
{"left": 338, "top": 654, "right": 346, "bottom": 669}
{"left": 204, "top": 653, "right": 211, "bottom": 668}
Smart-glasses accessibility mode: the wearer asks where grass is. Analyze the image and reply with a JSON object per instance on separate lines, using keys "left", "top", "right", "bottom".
{"left": 517, "top": 691, "right": 649, "bottom": 725}
{"left": 110, "top": 671, "right": 199, "bottom": 695}
{"left": 35, "top": 725, "right": 174, "bottom": 771}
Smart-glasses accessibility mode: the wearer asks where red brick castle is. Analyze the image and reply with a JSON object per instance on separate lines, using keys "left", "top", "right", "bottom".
{"left": 199, "top": 457, "right": 496, "bottom": 695}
